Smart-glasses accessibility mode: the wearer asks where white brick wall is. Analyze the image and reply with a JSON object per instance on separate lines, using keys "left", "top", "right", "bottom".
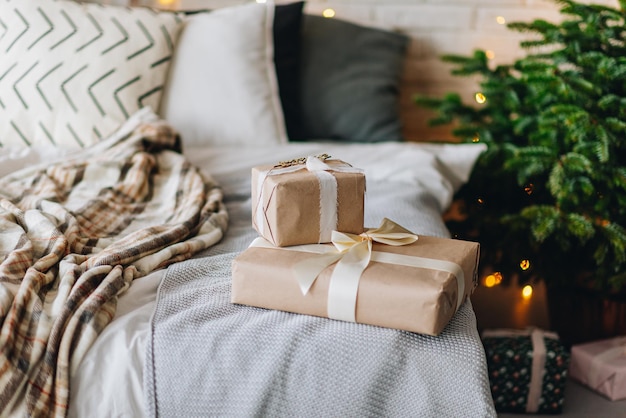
{"left": 142, "top": 0, "right": 619, "bottom": 141}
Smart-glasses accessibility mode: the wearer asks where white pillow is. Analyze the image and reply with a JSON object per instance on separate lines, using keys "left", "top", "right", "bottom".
{"left": 159, "top": 3, "right": 287, "bottom": 147}
{"left": 0, "top": 0, "right": 182, "bottom": 150}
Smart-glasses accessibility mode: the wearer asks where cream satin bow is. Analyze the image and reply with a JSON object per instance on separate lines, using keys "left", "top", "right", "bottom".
{"left": 294, "top": 218, "right": 418, "bottom": 322}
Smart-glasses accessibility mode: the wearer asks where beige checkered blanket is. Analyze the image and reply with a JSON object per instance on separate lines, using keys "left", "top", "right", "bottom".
{"left": 0, "top": 121, "right": 228, "bottom": 417}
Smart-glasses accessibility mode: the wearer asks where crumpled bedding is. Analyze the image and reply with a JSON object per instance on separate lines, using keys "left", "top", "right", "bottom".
{"left": 0, "top": 114, "right": 228, "bottom": 418}
{"left": 66, "top": 131, "right": 494, "bottom": 417}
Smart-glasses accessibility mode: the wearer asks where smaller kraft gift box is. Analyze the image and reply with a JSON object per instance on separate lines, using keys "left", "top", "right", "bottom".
{"left": 569, "top": 336, "right": 626, "bottom": 401}
{"left": 232, "top": 218, "right": 479, "bottom": 336}
{"left": 482, "top": 328, "right": 570, "bottom": 414}
{"left": 251, "top": 154, "right": 365, "bottom": 247}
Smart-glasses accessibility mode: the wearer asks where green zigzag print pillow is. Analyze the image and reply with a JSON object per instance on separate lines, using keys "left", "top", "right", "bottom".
{"left": 0, "top": 0, "right": 182, "bottom": 150}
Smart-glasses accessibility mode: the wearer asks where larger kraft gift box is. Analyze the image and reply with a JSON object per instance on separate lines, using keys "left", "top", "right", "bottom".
{"left": 251, "top": 154, "right": 365, "bottom": 247}
{"left": 232, "top": 218, "right": 479, "bottom": 336}
{"left": 482, "top": 328, "right": 570, "bottom": 414}
{"left": 569, "top": 336, "right": 626, "bottom": 401}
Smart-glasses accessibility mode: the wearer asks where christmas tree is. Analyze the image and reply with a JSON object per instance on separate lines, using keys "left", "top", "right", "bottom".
{"left": 416, "top": 0, "right": 626, "bottom": 295}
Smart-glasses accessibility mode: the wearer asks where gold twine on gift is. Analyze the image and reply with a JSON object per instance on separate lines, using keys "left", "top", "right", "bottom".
{"left": 275, "top": 154, "right": 331, "bottom": 168}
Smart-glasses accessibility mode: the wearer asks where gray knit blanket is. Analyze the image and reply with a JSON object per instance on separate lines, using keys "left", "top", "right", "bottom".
{"left": 144, "top": 181, "right": 497, "bottom": 417}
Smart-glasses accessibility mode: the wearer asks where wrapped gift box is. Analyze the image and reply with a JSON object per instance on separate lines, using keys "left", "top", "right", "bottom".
{"left": 569, "top": 336, "right": 626, "bottom": 401}
{"left": 251, "top": 155, "right": 365, "bottom": 247}
{"left": 232, "top": 219, "right": 479, "bottom": 336}
{"left": 482, "top": 328, "right": 570, "bottom": 414}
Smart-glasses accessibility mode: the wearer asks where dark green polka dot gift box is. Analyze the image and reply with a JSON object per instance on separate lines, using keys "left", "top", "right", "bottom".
{"left": 482, "top": 328, "right": 570, "bottom": 414}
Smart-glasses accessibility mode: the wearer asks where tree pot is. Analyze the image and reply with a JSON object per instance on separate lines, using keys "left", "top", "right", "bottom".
{"left": 546, "top": 286, "right": 626, "bottom": 348}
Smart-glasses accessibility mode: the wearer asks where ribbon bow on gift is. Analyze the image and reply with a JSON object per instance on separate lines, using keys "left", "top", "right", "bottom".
{"left": 271, "top": 154, "right": 363, "bottom": 175}
{"left": 255, "top": 154, "right": 364, "bottom": 243}
{"left": 250, "top": 218, "right": 467, "bottom": 324}
{"left": 293, "top": 218, "right": 418, "bottom": 322}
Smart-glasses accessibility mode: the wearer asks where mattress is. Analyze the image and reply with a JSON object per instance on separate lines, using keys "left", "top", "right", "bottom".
{"left": 65, "top": 141, "right": 496, "bottom": 417}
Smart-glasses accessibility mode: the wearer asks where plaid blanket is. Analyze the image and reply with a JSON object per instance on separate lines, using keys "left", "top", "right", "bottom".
{"left": 0, "top": 119, "right": 228, "bottom": 417}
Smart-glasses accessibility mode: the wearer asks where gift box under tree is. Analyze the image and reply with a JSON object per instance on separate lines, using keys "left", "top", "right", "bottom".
{"left": 251, "top": 154, "right": 365, "bottom": 247}
{"left": 482, "top": 328, "right": 570, "bottom": 414}
{"left": 569, "top": 336, "right": 626, "bottom": 401}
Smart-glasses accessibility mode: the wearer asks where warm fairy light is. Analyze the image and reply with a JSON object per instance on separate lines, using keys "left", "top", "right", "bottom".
{"left": 322, "top": 8, "right": 336, "bottom": 18}
{"left": 522, "top": 285, "right": 533, "bottom": 299}
{"left": 520, "top": 259, "right": 531, "bottom": 271}
{"left": 472, "top": 135, "right": 480, "bottom": 143}
{"left": 484, "top": 275, "right": 497, "bottom": 287}
{"left": 483, "top": 272, "right": 503, "bottom": 288}
{"left": 524, "top": 184, "right": 534, "bottom": 195}
{"left": 158, "top": 0, "right": 175, "bottom": 4}
{"left": 477, "top": 197, "right": 484, "bottom": 204}
{"left": 594, "top": 215, "right": 610, "bottom": 227}
{"left": 475, "top": 92, "right": 487, "bottom": 104}
{"left": 496, "top": 16, "right": 506, "bottom": 25}
{"left": 485, "top": 50, "right": 495, "bottom": 60}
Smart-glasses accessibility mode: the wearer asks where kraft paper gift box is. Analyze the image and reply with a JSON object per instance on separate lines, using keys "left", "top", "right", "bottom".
{"left": 251, "top": 154, "right": 365, "bottom": 247}
{"left": 482, "top": 328, "right": 570, "bottom": 414}
{"left": 569, "top": 336, "right": 626, "bottom": 401}
{"left": 231, "top": 218, "right": 479, "bottom": 336}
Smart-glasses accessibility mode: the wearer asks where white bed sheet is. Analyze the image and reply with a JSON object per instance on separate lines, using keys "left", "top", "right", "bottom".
{"left": 68, "top": 141, "right": 489, "bottom": 418}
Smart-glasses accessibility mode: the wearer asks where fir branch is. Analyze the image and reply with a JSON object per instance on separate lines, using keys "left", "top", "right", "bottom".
{"left": 601, "top": 223, "right": 626, "bottom": 264}
{"left": 414, "top": 0, "right": 626, "bottom": 295}
{"left": 565, "top": 213, "right": 595, "bottom": 242}
{"left": 521, "top": 205, "right": 559, "bottom": 242}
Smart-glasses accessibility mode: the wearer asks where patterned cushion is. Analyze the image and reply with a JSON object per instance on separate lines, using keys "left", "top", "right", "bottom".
{"left": 288, "top": 15, "right": 409, "bottom": 142}
{"left": 0, "top": 0, "right": 182, "bottom": 150}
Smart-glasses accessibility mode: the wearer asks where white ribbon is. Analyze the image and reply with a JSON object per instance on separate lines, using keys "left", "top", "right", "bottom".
{"left": 482, "top": 327, "right": 559, "bottom": 413}
{"left": 249, "top": 218, "right": 467, "bottom": 324}
{"left": 254, "top": 155, "right": 363, "bottom": 243}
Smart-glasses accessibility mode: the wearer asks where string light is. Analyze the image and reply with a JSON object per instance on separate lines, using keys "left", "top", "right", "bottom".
{"left": 483, "top": 272, "right": 503, "bottom": 287}
{"left": 520, "top": 259, "right": 531, "bottom": 271}
{"left": 157, "top": 0, "right": 175, "bottom": 5}
{"left": 472, "top": 134, "right": 480, "bottom": 143}
{"left": 322, "top": 8, "right": 336, "bottom": 18}
{"left": 524, "top": 184, "right": 534, "bottom": 195}
{"left": 522, "top": 285, "right": 533, "bottom": 299}
{"left": 484, "top": 275, "right": 497, "bottom": 287}
{"left": 475, "top": 92, "right": 487, "bottom": 104}
{"left": 496, "top": 16, "right": 506, "bottom": 25}
{"left": 485, "top": 50, "right": 495, "bottom": 60}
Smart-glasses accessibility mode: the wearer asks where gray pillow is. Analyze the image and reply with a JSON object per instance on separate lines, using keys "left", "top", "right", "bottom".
{"left": 289, "top": 15, "right": 409, "bottom": 142}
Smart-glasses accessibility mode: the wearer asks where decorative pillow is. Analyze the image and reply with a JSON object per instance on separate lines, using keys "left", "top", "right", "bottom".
{"left": 159, "top": 2, "right": 287, "bottom": 147}
{"left": 288, "top": 15, "right": 410, "bottom": 143}
{"left": 273, "top": 2, "right": 305, "bottom": 141}
{"left": 0, "top": 0, "right": 182, "bottom": 150}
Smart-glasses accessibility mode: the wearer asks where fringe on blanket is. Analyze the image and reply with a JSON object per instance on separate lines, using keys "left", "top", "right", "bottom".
{"left": 0, "top": 116, "right": 229, "bottom": 418}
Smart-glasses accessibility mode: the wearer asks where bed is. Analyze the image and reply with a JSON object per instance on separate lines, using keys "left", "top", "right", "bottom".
{"left": 0, "top": 1, "right": 497, "bottom": 417}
